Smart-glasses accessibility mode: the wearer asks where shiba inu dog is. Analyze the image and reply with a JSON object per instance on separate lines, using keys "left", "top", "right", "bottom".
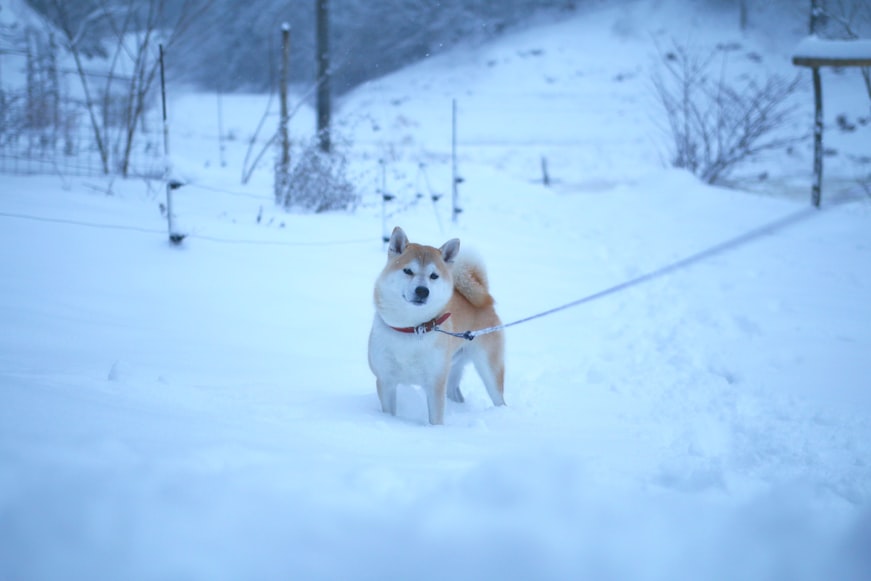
{"left": 368, "top": 226, "right": 505, "bottom": 425}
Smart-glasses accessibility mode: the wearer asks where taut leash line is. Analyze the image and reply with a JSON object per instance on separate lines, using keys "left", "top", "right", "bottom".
{"left": 437, "top": 203, "right": 830, "bottom": 341}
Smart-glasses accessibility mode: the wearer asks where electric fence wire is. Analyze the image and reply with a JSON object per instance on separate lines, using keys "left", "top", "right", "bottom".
{"left": 183, "top": 182, "right": 272, "bottom": 200}
{"left": 0, "top": 211, "right": 377, "bottom": 247}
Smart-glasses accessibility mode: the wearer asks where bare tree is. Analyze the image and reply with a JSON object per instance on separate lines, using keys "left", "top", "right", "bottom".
{"left": 652, "top": 41, "right": 806, "bottom": 185}
{"left": 47, "top": 0, "right": 211, "bottom": 176}
{"left": 49, "top": 1, "right": 112, "bottom": 172}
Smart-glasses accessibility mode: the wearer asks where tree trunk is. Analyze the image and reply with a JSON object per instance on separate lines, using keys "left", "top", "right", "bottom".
{"left": 25, "top": 31, "right": 34, "bottom": 135}
{"left": 809, "top": 0, "right": 821, "bottom": 34}
{"left": 70, "top": 46, "right": 110, "bottom": 174}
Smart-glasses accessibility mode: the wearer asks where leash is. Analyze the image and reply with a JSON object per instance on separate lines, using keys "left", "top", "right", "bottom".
{"left": 436, "top": 203, "right": 832, "bottom": 341}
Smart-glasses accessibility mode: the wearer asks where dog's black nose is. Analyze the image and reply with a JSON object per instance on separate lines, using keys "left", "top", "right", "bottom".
{"left": 415, "top": 286, "right": 429, "bottom": 299}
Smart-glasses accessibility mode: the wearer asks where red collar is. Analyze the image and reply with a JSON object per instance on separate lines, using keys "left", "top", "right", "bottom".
{"left": 388, "top": 312, "right": 451, "bottom": 335}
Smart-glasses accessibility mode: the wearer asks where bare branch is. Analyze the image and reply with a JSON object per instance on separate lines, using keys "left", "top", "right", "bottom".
{"left": 652, "top": 40, "right": 806, "bottom": 185}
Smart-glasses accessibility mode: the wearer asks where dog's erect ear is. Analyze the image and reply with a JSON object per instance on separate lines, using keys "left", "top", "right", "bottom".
{"left": 388, "top": 227, "right": 408, "bottom": 258}
{"left": 439, "top": 238, "right": 460, "bottom": 263}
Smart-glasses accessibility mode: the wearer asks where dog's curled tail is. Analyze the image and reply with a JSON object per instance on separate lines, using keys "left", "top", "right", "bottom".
{"left": 452, "top": 249, "right": 494, "bottom": 308}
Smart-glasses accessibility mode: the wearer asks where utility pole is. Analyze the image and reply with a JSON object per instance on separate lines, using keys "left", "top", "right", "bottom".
{"left": 316, "top": 0, "right": 331, "bottom": 153}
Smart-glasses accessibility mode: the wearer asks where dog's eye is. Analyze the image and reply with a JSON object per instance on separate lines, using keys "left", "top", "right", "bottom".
{"left": 430, "top": 273, "right": 439, "bottom": 280}
{"left": 403, "top": 268, "right": 413, "bottom": 276}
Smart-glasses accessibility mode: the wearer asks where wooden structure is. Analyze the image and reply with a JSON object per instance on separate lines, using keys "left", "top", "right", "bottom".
{"left": 792, "top": 37, "right": 871, "bottom": 207}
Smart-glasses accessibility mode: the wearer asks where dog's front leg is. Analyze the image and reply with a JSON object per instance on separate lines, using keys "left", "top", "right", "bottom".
{"left": 424, "top": 375, "right": 448, "bottom": 425}
{"left": 376, "top": 378, "right": 398, "bottom": 416}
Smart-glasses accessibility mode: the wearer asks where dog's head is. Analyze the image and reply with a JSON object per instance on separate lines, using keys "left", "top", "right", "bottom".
{"left": 373, "top": 227, "right": 459, "bottom": 327}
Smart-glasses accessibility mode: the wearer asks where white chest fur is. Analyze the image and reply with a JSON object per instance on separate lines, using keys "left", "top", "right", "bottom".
{"left": 368, "top": 316, "right": 449, "bottom": 386}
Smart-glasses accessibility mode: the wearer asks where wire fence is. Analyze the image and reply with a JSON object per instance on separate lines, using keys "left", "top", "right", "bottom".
{"left": 0, "top": 209, "right": 379, "bottom": 247}
{"left": 0, "top": 125, "right": 163, "bottom": 178}
{"left": 0, "top": 28, "right": 163, "bottom": 179}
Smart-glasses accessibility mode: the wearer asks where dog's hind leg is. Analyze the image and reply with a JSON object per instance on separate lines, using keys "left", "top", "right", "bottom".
{"left": 447, "top": 349, "right": 467, "bottom": 403}
{"left": 376, "top": 378, "right": 398, "bottom": 416}
{"left": 470, "top": 340, "right": 505, "bottom": 407}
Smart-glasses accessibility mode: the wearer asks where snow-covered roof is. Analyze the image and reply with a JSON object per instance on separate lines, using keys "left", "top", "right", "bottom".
{"left": 792, "top": 35, "right": 871, "bottom": 67}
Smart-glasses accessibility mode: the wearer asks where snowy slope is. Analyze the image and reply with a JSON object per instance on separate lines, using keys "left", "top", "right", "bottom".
{"left": 2, "top": 2, "right": 871, "bottom": 580}
{"left": 0, "top": 0, "right": 47, "bottom": 28}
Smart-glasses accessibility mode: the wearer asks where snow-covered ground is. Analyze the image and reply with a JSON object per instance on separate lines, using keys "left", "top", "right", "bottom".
{"left": 2, "top": 2, "right": 870, "bottom": 580}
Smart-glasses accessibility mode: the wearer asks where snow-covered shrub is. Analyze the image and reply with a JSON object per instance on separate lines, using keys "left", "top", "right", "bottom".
{"left": 652, "top": 41, "right": 805, "bottom": 185}
{"left": 278, "top": 135, "right": 358, "bottom": 213}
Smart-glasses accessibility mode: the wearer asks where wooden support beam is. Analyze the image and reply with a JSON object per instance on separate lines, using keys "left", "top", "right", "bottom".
{"left": 793, "top": 56, "right": 871, "bottom": 68}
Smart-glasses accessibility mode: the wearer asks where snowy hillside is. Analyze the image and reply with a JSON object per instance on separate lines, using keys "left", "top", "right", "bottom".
{"left": 2, "top": 2, "right": 870, "bottom": 580}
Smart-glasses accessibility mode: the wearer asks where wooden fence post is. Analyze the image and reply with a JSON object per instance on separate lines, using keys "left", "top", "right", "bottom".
{"left": 809, "top": 1, "right": 822, "bottom": 208}
{"left": 380, "top": 159, "right": 394, "bottom": 248}
{"left": 541, "top": 156, "right": 551, "bottom": 187}
{"left": 276, "top": 22, "right": 291, "bottom": 206}
{"left": 451, "top": 98, "right": 462, "bottom": 223}
{"left": 160, "top": 44, "right": 184, "bottom": 245}
{"left": 217, "top": 87, "right": 226, "bottom": 168}
{"left": 811, "top": 67, "right": 823, "bottom": 208}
